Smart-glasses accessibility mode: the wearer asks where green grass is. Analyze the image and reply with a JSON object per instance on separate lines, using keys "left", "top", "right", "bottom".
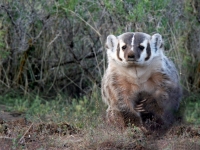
{"left": 0, "top": 87, "right": 105, "bottom": 129}
{"left": 184, "top": 94, "right": 200, "bottom": 124}
{"left": 0, "top": 90, "right": 200, "bottom": 149}
{"left": 0, "top": 89, "right": 200, "bottom": 129}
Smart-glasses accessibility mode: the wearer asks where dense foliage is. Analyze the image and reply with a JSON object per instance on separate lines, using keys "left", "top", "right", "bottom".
{"left": 0, "top": 0, "right": 200, "bottom": 99}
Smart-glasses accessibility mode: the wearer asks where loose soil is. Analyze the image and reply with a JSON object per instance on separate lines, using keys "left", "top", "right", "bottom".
{"left": 0, "top": 105, "right": 200, "bottom": 150}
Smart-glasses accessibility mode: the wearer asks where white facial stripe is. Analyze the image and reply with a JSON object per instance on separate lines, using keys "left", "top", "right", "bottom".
{"left": 118, "top": 40, "right": 126, "bottom": 61}
{"left": 139, "top": 39, "right": 148, "bottom": 61}
{"left": 140, "top": 39, "right": 147, "bottom": 48}
{"left": 131, "top": 34, "right": 134, "bottom": 51}
{"left": 119, "top": 40, "right": 126, "bottom": 47}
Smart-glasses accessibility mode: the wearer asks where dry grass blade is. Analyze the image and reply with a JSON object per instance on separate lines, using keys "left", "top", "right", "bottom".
{"left": 0, "top": 136, "right": 14, "bottom": 140}
{"left": 66, "top": 9, "right": 101, "bottom": 37}
{"left": 18, "top": 123, "right": 33, "bottom": 144}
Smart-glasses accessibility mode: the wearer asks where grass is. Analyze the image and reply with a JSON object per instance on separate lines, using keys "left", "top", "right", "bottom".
{"left": 0, "top": 88, "right": 200, "bottom": 126}
{"left": 184, "top": 94, "right": 200, "bottom": 124}
{"left": 0, "top": 87, "right": 104, "bottom": 128}
{"left": 0, "top": 89, "right": 200, "bottom": 149}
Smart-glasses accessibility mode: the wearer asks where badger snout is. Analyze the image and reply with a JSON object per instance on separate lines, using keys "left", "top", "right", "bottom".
{"left": 128, "top": 53, "right": 135, "bottom": 59}
{"left": 126, "top": 50, "right": 136, "bottom": 61}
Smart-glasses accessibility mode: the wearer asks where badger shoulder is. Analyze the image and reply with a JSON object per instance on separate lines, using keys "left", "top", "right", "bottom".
{"left": 161, "top": 56, "right": 180, "bottom": 83}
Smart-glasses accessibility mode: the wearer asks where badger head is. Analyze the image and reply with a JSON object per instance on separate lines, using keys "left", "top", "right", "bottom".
{"left": 106, "top": 32, "right": 163, "bottom": 66}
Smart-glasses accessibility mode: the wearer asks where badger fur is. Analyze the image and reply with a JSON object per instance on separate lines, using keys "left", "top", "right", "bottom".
{"left": 101, "top": 32, "right": 182, "bottom": 131}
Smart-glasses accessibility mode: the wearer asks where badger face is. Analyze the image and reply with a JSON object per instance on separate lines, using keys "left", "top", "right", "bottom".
{"left": 106, "top": 32, "right": 163, "bottom": 66}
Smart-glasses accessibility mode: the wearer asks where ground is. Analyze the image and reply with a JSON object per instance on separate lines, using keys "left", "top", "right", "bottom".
{"left": 0, "top": 105, "right": 200, "bottom": 150}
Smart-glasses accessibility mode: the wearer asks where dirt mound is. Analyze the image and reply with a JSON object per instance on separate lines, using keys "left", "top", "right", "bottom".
{"left": 0, "top": 105, "right": 200, "bottom": 150}
{"left": 0, "top": 105, "right": 79, "bottom": 150}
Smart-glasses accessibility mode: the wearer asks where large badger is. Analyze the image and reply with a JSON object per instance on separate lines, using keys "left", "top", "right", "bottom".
{"left": 101, "top": 32, "right": 182, "bottom": 131}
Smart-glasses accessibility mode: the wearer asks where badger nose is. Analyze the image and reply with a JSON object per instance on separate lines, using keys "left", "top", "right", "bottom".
{"left": 128, "top": 54, "right": 135, "bottom": 59}
{"left": 126, "top": 50, "right": 136, "bottom": 61}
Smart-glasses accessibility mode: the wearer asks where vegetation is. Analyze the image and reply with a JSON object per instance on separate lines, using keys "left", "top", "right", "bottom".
{"left": 0, "top": 0, "right": 199, "bottom": 96}
{"left": 0, "top": 0, "right": 200, "bottom": 149}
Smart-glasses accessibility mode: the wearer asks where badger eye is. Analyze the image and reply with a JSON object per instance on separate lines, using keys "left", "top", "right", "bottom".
{"left": 122, "top": 45, "right": 127, "bottom": 50}
{"left": 138, "top": 45, "right": 145, "bottom": 50}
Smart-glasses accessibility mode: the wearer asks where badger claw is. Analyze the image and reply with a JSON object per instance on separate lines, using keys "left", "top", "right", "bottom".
{"left": 137, "top": 103, "right": 143, "bottom": 107}
{"left": 140, "top": 99, "right": 147, "bottom": 103}
{"left": 135, "top": 107, "right": 145, "bottom": 112}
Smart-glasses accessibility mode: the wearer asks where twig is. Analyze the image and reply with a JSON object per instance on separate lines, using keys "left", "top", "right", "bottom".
{"left": 51, "top": 47, "right": 103, "bottom": 68}
{"left": 1, "top": 5, "right": 16, "bottom": 27}
{"left": 1, "top": 4, "right": 20, "bottom": 38}
{"left": 0, "top": 136, "right": 14, "bottom": 140}
{"left": 64, "top": 9, "right": 101, "bottom": 37}
{"left": 48, "top": 32, "right": 61, "bottom": 47}
{"left": 18, "top": 123, "right": 33, "bottom": 144}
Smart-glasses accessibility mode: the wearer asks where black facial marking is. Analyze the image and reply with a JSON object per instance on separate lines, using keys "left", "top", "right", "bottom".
{"left": 121, "top": 33, "right": 134, "bottom": 45}
{"left": 117, "top": 43, "right": 122, "bottom": 61}
{"left": 122, "top": 45, "right": 127, "bottom": 50}
{"left": 155, "top": 37, "right": 158, "bottom": 52}
{"left": 145, "top": 42, "right": 151, "bottom": 61}
{"left": 134, "top": 33, "right": 145, "bottom": 46}
{"left": 138, "top": 45, "right": 145, "bottom": 51}
{"left": 134, "top": 33, "right": 146, "bottom": 59}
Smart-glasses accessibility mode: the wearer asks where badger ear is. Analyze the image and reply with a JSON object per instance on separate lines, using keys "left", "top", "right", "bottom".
{"left": 106, "top": 35, "right": 118, "bottom": 51}
{"left": 151, "top": 33, "right": 163, "bottom": 52}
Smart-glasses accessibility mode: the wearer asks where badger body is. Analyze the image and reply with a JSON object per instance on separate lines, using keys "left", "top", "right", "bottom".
{"left": 101, "top": 32, "right": 182, "bottom": 130}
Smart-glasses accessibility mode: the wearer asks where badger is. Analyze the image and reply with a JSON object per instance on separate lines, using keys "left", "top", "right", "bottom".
{"left": 101, "top": 32, "right": 182, "bottom": 131}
